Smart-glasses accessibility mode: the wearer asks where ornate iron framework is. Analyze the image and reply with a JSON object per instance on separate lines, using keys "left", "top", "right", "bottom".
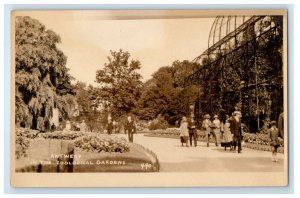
{"left": 184, "top": 16, "right": 283, "bottom": 130}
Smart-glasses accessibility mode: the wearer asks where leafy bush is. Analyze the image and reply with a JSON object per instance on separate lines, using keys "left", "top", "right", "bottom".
{"left": 136, "top": 120, "right": 149, "bottom": 132}
{"left": 148, "top": 128, "right": 180, "bottom": 136}
{"left": 148, "top": 116, "right": 169, "bottom": 130}
{"left": 74, "top": 134, "right": 130, "bottom": 153}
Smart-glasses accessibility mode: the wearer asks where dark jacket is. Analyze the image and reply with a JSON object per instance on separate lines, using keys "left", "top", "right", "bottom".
{"left": 124, "top": 120, "right": 136, "bottom": 133}
{"left": 229, "top": 116, "right": 242, "bottom": 137}
{"left": 188, "top": 119, "right": 196, "bottom": 133}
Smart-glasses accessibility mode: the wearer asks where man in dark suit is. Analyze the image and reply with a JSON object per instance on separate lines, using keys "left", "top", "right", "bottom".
{"left": 188, "top": 116, "right": 198, "bottom": 147}
{"left": 124, "top": 115, "right": 136, "bottom": 143}
{"left": 229, "top": 111, "right": 243, "bottom": 153}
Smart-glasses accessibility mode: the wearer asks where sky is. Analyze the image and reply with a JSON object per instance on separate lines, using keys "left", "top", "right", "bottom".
{"left": 16, "top": 11, "right": 215, "bottom": 86}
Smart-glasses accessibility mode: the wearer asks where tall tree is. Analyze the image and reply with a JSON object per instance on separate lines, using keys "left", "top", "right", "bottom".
{"left": 135, "top": 67, "right": 179, "bottom": 122}
{"left": 95, "top": 50, "right": 143, "bottom": 117}
{"left": 15, "top": 16, "right": 76, "bottom": 130}
{"left": 172, "top": 60, "right": 200, "bottom": 87}
{"left": 135, "top": 61, "right": 199, "bottom": 125}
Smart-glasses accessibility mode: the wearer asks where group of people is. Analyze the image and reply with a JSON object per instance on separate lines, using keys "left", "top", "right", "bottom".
{"left": 106, "top": 117, "right": 121, "bottom": 134}
{"left": 180, "top": 111, "right": 243, "bottom": 153}
{"left": 58, "top": 115, "right": 137, "bottom": 143}
{"left": 179, "top": 111, "right": 282, "bottom": 161}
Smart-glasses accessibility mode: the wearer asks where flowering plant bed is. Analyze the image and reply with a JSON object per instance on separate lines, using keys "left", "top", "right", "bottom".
{"left": 15, "top": 128, "right": 160, "bottom": 172}
{"left": 74, "top": 134, "right": 130, "bottom": 153}
{"left": 38, "top": 130, "right": 85, "bottom": 140}
{"left": 145, "top": 128, "right": 180, "bottom": 136}
{"left": 243, "top": 132, "right": 284, "bottom": 147}
{"left": 145, "top": 128, "right": 206, "bottom": 139}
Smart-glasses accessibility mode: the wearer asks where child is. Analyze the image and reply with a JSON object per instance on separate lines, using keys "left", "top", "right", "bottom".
{"left": 180, "top": 117, "right": 189, "bottom": 147}
{"left": 268, "top": 121, "right": 280, "bottom": 162}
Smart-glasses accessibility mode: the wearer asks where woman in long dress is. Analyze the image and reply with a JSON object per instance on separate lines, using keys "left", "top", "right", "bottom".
{"left": 180, "top": 116, "right": 189, "bottom": 147}
{"left": 221, "top": 115, "right": 233, "bottom": 151}
{"left": 202, "top": 114, "right": 212, "bottom": 147}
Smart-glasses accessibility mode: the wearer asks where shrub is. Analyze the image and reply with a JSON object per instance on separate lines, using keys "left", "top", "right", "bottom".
{"left": 136, "top": 120, "right": 149, "bottom": 132}
{"left": 148, "top": 116, "right": 169, "bottom": 130}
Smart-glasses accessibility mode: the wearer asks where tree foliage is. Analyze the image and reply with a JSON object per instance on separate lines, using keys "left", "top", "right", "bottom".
{"left": 135, "top": 60, "right": 199, "bottom": 125}
{"left": 15, "top": 16, "right": 76, "bottom": 130}
{"left": 95, "top": 50, "right": 143, "bottom": 117}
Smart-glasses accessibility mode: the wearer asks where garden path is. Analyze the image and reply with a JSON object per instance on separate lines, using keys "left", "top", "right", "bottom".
{"left": 119, "top": 134, "right": 285, "bottom": 172}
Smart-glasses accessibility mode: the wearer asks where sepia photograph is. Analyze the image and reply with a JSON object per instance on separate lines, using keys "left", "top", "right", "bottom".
{"left": 10, "top": 9, "right": 288, "bottom": 187}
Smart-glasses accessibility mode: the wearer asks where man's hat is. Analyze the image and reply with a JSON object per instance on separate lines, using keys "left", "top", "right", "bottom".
{"left": 214, "top": 115, "right": 218, "bottom": 118}
{"left": 270, "top": 121, "right": 277, "bottom": 126}
{"left": 233, "top": 111, "right": 242, "bottom": 116}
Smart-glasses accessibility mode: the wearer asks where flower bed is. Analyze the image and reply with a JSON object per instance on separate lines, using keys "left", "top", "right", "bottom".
{"left": 146, "top": 128, "right": 207, "bottom": 139}
{"left": 74, "top": 134, "right": 130, "bottom": 153}
{"left": 243, "top": 132, "right": 284, "bottom": 147}
{"left": 38, "top": 130, "right": 85, "bottom": 140}
{"left": 15, "top": 128, "right": 131, "bottom": 160}
{"left": 147, "top": 128, "right": 180, "bottom": 136}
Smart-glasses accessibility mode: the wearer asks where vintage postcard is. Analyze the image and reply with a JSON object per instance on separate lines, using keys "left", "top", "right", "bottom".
{"left": 10, "top": 9, "right": 288, "bottom": 187}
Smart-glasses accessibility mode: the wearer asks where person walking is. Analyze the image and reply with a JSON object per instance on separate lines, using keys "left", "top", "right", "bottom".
{"left": 188, "top": 116, "right": 198, "bottom": 147}
{"left": 268, "top": 121, "right": 280, "bottom": 162}
{"left": 229, "top": 111, "right": 243, "bottom": 153}
{"left": 180, "top": 116, "right": 189, "bottom": 147}
{"left": 221, "top": 115, "right": 233, "bottom": 151}
{"left": 202, "top": 114, "right": 213, "bottom": 147}
{"left": 124, "top": 115, "right": 136, "bottom": 143}
{"left": 212, "top": 115, "right": 221, "bottom": 147}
